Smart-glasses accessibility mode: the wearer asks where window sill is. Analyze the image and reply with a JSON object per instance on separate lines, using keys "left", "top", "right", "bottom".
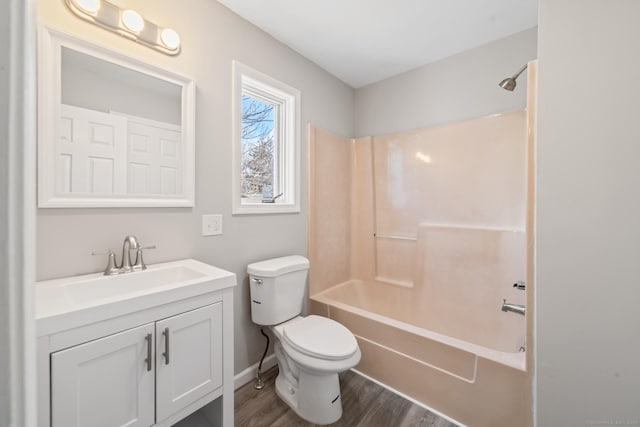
{"left": 232, "top": 202, "right": 300, "bottom": 215}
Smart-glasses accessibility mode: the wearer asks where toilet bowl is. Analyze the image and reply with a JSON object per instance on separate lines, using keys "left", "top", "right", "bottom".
{"left": 247, "top": 256, "right": 361, "bottom": 425}
{"left": 270, "top": 316, "right": 361, "bottom": 424}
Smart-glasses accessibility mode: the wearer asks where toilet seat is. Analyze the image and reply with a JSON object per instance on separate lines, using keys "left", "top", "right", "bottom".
{"left": 282, "top": 315, "right": 358, "bottom": 361}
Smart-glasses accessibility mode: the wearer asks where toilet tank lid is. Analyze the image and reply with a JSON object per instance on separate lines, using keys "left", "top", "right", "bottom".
{"left": 247, "top": 255, "right": 309, "bottom": 277}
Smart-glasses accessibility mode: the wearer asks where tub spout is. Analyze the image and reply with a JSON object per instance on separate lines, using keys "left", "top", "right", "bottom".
{"left": 501, "top": 299, "right": 525, "bottom": 316}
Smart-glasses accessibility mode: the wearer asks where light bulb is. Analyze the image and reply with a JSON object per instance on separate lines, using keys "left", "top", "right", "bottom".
{"left": 73, "top": 0, "right": 100, "bottom": 13}
{"left": 161, "top": 28, "right": 180, "bottom": 50}
{"left": 121, "top": 9, "right": 144, "bottom": 33}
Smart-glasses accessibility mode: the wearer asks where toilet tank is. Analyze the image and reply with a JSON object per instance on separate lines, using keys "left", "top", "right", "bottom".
{"left": 247, "top": 255, "right": 310, "bottom": 326}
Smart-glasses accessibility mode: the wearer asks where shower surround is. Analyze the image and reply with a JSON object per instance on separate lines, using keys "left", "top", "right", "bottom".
{"left": 308, "top": 107, "right": 532, "bottom": 426}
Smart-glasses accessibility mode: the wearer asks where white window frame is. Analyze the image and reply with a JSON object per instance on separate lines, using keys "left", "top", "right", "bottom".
{"left": 232, "top": 60, "right": 301, "bottom": 214}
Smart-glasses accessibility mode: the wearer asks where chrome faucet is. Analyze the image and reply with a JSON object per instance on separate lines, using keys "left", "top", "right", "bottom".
{"left": 92, "top": 235, "right": 155, "bottom": 275}
{"left": 120, "top": 235, "right": 140, "bottom": 273}
{"left": 501, "top": 299, "right": 525, "bottom": 316}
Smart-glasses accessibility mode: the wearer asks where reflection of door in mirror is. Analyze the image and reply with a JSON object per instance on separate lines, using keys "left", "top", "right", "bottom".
{"left": 59, "top": 46, "right": 182, "bottom": 197}
{"left": 119, "top": 113, "right": 182, "bottom": 195}
{"left": 58, "top": 105, "right": 182, "bottom": 196}
{"left": 58, "top": 104, "right": 127, "bottom": 194}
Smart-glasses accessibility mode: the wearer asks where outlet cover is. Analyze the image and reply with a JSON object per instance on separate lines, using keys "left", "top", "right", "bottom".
{"left": 202, "top": 214, "right": 223, "bottom": 236}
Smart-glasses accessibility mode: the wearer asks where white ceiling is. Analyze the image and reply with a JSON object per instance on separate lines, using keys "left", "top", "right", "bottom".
{"left": 217, "top": 0, "right": 538, "bottom": 88}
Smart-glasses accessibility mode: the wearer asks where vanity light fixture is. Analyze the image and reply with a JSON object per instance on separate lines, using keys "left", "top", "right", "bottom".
{"left": 65, "top": 0, "right": 181, "bottom": 55}
{"left": 74, "top": 0, "right": 100, "bottom": 14}
{"left": 121, "top": 9, "right": 145, "bottom": 33}
{"left": 161, "top": 28, "right": 181, "bottom": 50}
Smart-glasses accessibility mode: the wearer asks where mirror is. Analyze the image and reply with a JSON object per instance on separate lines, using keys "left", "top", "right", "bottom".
{"left": 38, "top": 26, "right": 195, "bottom": 207}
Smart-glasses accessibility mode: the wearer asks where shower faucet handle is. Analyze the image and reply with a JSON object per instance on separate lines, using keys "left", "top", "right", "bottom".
{"left": 513, "top": 281, "right": 526, "bottom": 290}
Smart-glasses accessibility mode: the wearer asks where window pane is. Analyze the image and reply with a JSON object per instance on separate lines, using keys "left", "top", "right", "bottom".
{"left": 241, "top": 95, "right": 275, "bottom": 200}
{"left": 233, "top": 61, "right": 300, "bottom": 214}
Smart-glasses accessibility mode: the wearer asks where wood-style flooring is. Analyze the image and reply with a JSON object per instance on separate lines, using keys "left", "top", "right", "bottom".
{"left": 176, "top": 366, "right": 458, "bottom": 427}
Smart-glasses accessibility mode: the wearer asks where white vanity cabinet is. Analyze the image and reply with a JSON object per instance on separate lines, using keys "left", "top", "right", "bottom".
{"left": 155, "top": 303, "right": 223, "bottom": 421}
{"left": 51, "top": 323, "right": 156, "bottom": 427}
{"left": 36, "top": 259, "right": 236, "bottom": 427}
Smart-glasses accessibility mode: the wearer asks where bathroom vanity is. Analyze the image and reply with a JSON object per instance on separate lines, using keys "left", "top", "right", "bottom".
{"left": 35, "top": 259, "right": 236, "bottom": 427}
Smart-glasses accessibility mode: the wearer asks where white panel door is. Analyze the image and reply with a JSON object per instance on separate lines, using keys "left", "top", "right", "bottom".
{"left": 51, "top": 323, "right": 155, "bottom": 427}
{"left": 124, "top": 116, "right": 182, "bottom": 195}
{"left": 58, "top": 104, "right": 127, "bottom": 194}
{"left": 155, "top": 303, "right": 223, "bottom": 422}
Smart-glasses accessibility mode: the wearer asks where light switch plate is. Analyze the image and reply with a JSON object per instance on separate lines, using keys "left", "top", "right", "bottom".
{"left": 202, "top": 214, "right": 223, "bottom": 236}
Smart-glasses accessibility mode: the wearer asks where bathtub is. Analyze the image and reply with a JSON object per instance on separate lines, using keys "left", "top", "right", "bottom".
{"left": 310, "top": 280, "right": 529, "bottom": 427}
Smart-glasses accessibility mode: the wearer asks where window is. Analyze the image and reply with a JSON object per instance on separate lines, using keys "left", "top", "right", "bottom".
{"left": 232, "top": 61, "right": 300, "bottom": 214}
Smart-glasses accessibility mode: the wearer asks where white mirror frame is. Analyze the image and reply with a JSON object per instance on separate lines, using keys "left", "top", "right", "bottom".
{"left": 38, "top": 25, "right": 195, "bottom": 208}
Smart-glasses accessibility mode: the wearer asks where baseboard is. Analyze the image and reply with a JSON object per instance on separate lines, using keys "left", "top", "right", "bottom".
{"left": 234, "top": 354, "right": 277, "bottom": 390}
{"left": 350, "top": 368, "right": 466, "bottom": 427}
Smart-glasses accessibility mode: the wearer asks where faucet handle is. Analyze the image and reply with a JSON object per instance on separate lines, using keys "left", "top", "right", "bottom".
{"left": 92, "top": 249, "right": 120, "bottom": 276}
{"left": 132, "top": 245, "right": 156, "bottom": 271}
{"left": 91, "top": 249, "right": 112, "bottom": 256}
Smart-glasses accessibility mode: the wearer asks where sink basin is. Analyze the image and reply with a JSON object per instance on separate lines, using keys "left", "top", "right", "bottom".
{"left": 36, "top": 259, "right": 236, "bottom": 336}
{"left": 62, "top": 265, "right": 206, "bottom": 305}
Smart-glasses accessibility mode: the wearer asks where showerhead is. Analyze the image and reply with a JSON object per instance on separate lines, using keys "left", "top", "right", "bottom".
{"left": 499, "top": 77, "right": 517, "bottom": 91}
{"left": 499, "top": 64, "right": 528, "bottom": 91}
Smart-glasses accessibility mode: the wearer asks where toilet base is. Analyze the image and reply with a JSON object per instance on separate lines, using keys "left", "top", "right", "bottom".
{"left": 267, "top": 319, "right": 360, "bottom": 425}
{"left": 274, "top": 366, "right": 343, "bottom": 425}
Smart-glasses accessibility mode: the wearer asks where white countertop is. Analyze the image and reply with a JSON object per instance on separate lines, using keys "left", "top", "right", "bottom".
{"left": 36, "top": 259, "right": 236, "bottom": 337}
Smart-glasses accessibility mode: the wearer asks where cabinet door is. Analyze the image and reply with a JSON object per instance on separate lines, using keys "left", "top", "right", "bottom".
{"left": 51, "top": 323, "right": 155, "bottom": 427}
{"left": 155, "top": 303, "right": 223, "bottom": 422}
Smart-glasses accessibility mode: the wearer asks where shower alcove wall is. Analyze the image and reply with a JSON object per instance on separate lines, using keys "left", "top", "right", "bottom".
{"left": 307, "top": 62, "right": 536, "bottom": 427}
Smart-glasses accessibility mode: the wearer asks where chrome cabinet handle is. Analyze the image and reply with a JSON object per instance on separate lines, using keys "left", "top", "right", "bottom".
{"left": 252, "top": 278, "right": 263, "bottom": 285}
{"left": 162, "top": 327, "right": 170, "bottom": 365}
{"left": 144, "top": 333, "right": 152, "bottom": 372}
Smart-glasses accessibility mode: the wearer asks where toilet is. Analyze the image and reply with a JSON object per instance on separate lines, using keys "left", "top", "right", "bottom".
{"left": 247, "top": 255, "right": 361, "bottom": 425}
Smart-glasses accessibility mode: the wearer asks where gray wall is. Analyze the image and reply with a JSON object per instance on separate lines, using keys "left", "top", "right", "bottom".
{"left": 36, "top": 0, "right": 354, "bottom": 375}
{"left": 354, "top": 28, "right": 537, "bottom": 137}
{"left": 535, "top": 0, "right": 640, "bottom": 425}
{"left": 1, "top": 0, "right": 37, "bottom": 425}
